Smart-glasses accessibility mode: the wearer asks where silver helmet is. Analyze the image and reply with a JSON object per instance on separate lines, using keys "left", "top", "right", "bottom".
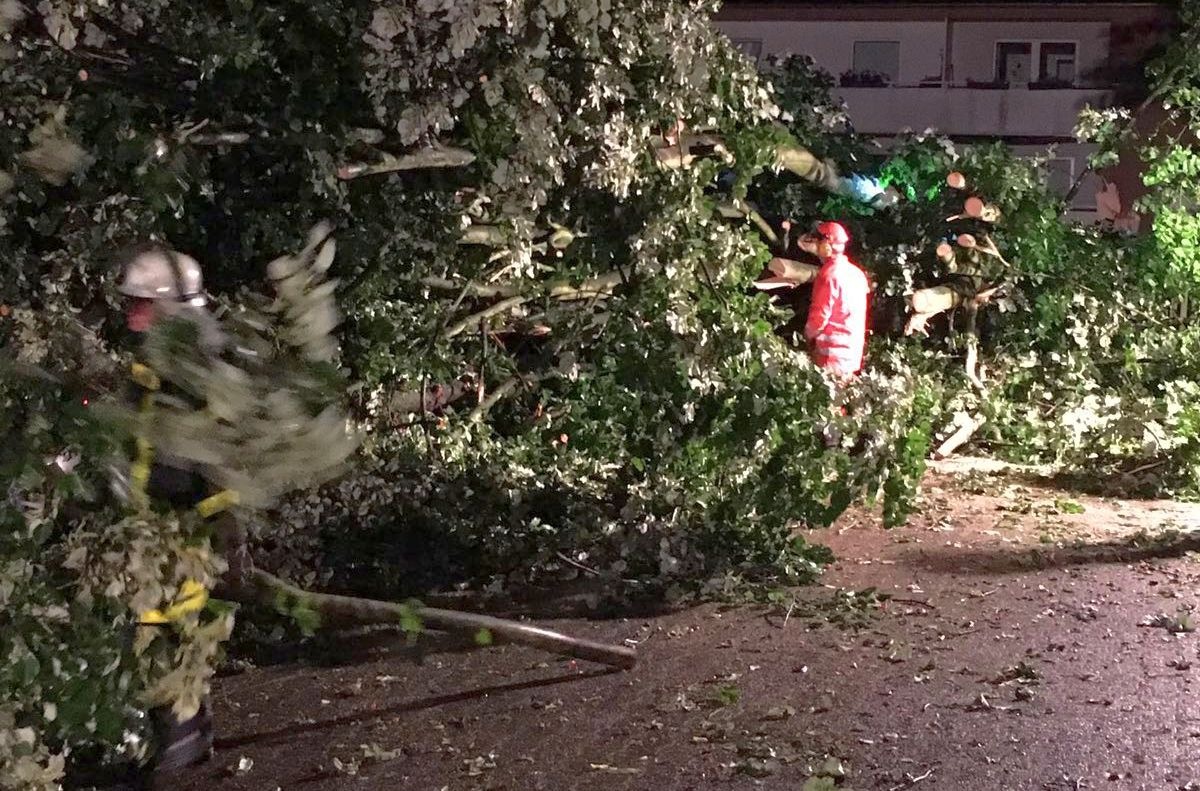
{"left": 117, "top": 249, "right": 207, "bottom": 307}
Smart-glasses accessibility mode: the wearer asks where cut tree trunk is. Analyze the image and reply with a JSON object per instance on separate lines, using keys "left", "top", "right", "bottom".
{"left": 388, "top": 380, "right": 471, "bottom": 415}
{"left": 775, "top": 145, "right": 845, "bottom": 194}
{"left": 766, "top": 257, "right": 819, "bottom": 284}
{"left": 905, "top": 280, "right": 983, "bottom": 336}
{"left": 910, "top": 284, "right": 967, "bottom": 316}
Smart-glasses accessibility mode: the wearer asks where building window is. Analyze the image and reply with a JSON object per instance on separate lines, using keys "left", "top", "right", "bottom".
{"left": 996, "top": 42, "right": 1033, "bottom": 85}
{"left": 852, "top": 41, "right": 900, "bottom": 84}
{"left": 1043, "top": 157, "right": 1074, "bottom": 196}
{"left": 995, "top": 42, "right": 1077, "bottom": 87}
{"left": 1039, "top": 43, "right": 1076, "bottom": 84}
{"left": 731, "top": 38, "right": 763, "bottom": 65}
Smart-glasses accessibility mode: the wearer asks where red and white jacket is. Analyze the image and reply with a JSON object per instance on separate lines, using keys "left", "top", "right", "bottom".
{"left": 804, "top": 253, "right": 870, "bottom": 377}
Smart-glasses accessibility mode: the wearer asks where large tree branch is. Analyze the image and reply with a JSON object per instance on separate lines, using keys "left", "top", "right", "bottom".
{"left": 904, "top": 277, "right": 998, "bottom": 336}
{"left": 717, "top": 199, "right": 779, "bottom": 246}
{"left": 469, "top": 374, "right": 532, "bottom": 422}
{"left": 443, "top": 295, "right": 529, "bottom": 339}
{"left": 337, "top": 146, "right": 476, "bottom": 180}
{"left": 933, "top": 414, "right": 987, "bottom": 460}
{"left": 774, "top": 145, "right": 845, "bottom": 193}
{"left": 243, "top": 569, "right": 636, "bottom": 669}
{"left": 423, "top": 270, "right": 626, "bottom": 314}
{"left": 388, "top": 380, "right": 472, "bottom": 414}
{"left": 766, "top": 257, "right": 820, "bottom": 284}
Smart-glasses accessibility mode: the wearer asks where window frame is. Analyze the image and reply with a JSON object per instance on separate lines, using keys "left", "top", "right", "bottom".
{"left": 1043, "top": 156, "right": 1077, "bottom": 201}
{"left": 993, "top": 40, "right": 1079, "bottom": 86}
{"left": 852, "top": 40, "right": 902, "bottom": 85}
{"left": 1039, "top": 42, "right": 1078, "bottom": 84}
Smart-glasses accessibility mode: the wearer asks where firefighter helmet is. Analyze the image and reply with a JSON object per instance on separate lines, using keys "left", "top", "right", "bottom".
{"left": 117, "top": 249, "right": 206, "bottom": 306}
{"left": 816, "top": 221, "right": 850, "bottom": 248}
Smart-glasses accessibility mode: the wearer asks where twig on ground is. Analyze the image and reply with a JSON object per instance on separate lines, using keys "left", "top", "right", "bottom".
{"left": 1123, "top": 459, "right": 1169, "bottom": 476}
{"left": 889, "top": 767, "right": 936, "bottom": 791}
{"left": 782, "top": 601, "right": 796, "bottom": 628}
{"left": 888, "top": 598, "right": 937, "bottom": 610}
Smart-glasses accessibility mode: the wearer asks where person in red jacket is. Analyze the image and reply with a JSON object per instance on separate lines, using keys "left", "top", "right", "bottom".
{"left": 802, "top": 221, "right": 870, "bottom": 379}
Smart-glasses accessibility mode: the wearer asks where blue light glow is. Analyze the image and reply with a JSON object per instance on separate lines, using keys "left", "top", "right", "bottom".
{"left": 845, "top": 173, "right": 886, "bottom": 203}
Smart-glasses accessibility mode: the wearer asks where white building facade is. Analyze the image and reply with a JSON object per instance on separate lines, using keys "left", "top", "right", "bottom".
{"left": 715, "top": 1, "right": 1170, "bottom": 223}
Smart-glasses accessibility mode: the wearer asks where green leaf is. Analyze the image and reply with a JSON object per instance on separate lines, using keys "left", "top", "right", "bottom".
{"left": 1054, "top": 499, "right": 1085, "bottom": 515}
{"left": 711, "top": 684, "right": 740, "bottom": 707}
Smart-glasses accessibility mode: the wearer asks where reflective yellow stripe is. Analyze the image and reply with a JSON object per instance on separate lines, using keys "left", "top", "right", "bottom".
{"left": 138, "top": 579, "right": 208, "bottom": 625}
{"left": 130, "top": 363, "right": 160, "bottom": 391}
{"left": 196, "top": 489, "right": 239, "bottom": 518}
{"left": 130, "top": 386, "right": 156, "bottom": 510}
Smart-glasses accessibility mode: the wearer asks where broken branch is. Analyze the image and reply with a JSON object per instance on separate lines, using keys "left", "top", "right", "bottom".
{"left": 246, "top": 569, "right": 637, "bottom": 669}
{"left": 337, "top": 146, "right": 476, "bottom": 180}
{"left": 775, "top": 144, "right": 845, "bottom": 193}
{"left": 468, "top": 374, "right": 528, "bottom": 423}
{"left": 933, "top": 414, "right": 986, "bottom": 460}
{"left": 443, "top": 295, "right": 528, "bottom": 339}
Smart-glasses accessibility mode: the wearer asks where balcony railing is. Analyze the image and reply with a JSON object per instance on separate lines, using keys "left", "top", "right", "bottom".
{"left": 833, "top": 82, "right": 1113, "bottom": 137}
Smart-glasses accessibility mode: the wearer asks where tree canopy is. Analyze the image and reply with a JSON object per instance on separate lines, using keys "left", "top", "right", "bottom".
{"left": 3, "top": 0, "right": 1200, "bottom": 786}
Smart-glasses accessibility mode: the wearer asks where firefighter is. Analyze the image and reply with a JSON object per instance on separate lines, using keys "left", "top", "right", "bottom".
{"left": 114, "top": 248, "right": 230, "bottom": 782}
{"left": 802, "top": 221, "right": 870, "bottom": 380}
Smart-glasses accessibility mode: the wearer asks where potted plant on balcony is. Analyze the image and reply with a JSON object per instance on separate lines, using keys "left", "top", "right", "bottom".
{"left": 839, "top": 69, "right": 890, "bottom": 88}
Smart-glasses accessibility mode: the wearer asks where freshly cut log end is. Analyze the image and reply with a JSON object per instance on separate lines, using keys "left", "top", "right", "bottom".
{"left": 766, "top": 257, "right": 819, "bottom": 284}
{"left": 909, "top": 285, "right": 963, "bottom": 316}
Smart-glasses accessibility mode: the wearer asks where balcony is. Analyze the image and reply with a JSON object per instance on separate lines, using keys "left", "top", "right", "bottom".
{"left": 834, "top": 84, "right": 1113, "bottom": 138}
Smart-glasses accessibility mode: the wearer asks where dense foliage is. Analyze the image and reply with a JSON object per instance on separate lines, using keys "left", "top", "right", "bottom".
{"left": 3, "top": 0, "right": 1200, "bottom": 785}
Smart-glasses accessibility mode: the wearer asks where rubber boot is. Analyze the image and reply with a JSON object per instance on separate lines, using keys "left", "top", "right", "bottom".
{"left": 147, "top": 700, "right": 213, "bottom": 786}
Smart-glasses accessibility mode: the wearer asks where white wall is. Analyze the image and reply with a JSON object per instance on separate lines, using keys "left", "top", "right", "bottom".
{"left": 950, "top": 21, "right": 1111, "bottom": 85}
{"left": 717, "top": 18, "right": 1112, "bottom": 87}
{"left": 717, "top": 17, "right": 1115, "bottom": 142}
{"left": 719, "top": 20, "right": 946, "bottom": 85}
{"left": 835, "top": 85, "right": 1111, "bottom": 139}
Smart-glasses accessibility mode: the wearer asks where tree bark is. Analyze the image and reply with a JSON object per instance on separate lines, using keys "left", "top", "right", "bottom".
{"left": 388, "top": 380, "right": 472, "bottom": 415}
{"left": 338, "top": 146, "right": 476, "bottom": 180}
{"left": 242, "top": 569, "right": 637, "bottom": 669}
{"left": 766, "top": 257, "right": 820, "bottom": 284}
{"left": 443, "top": 295, "right": 529, "bottom": 339}
{"left": 775, "top": 145, "right": 845, "bottom": 194}
{"left": 933, "top": 414, "right": 986, "bottom": 460}
{"left": 422, "top": 271, "right": 625, "bottom": 304}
